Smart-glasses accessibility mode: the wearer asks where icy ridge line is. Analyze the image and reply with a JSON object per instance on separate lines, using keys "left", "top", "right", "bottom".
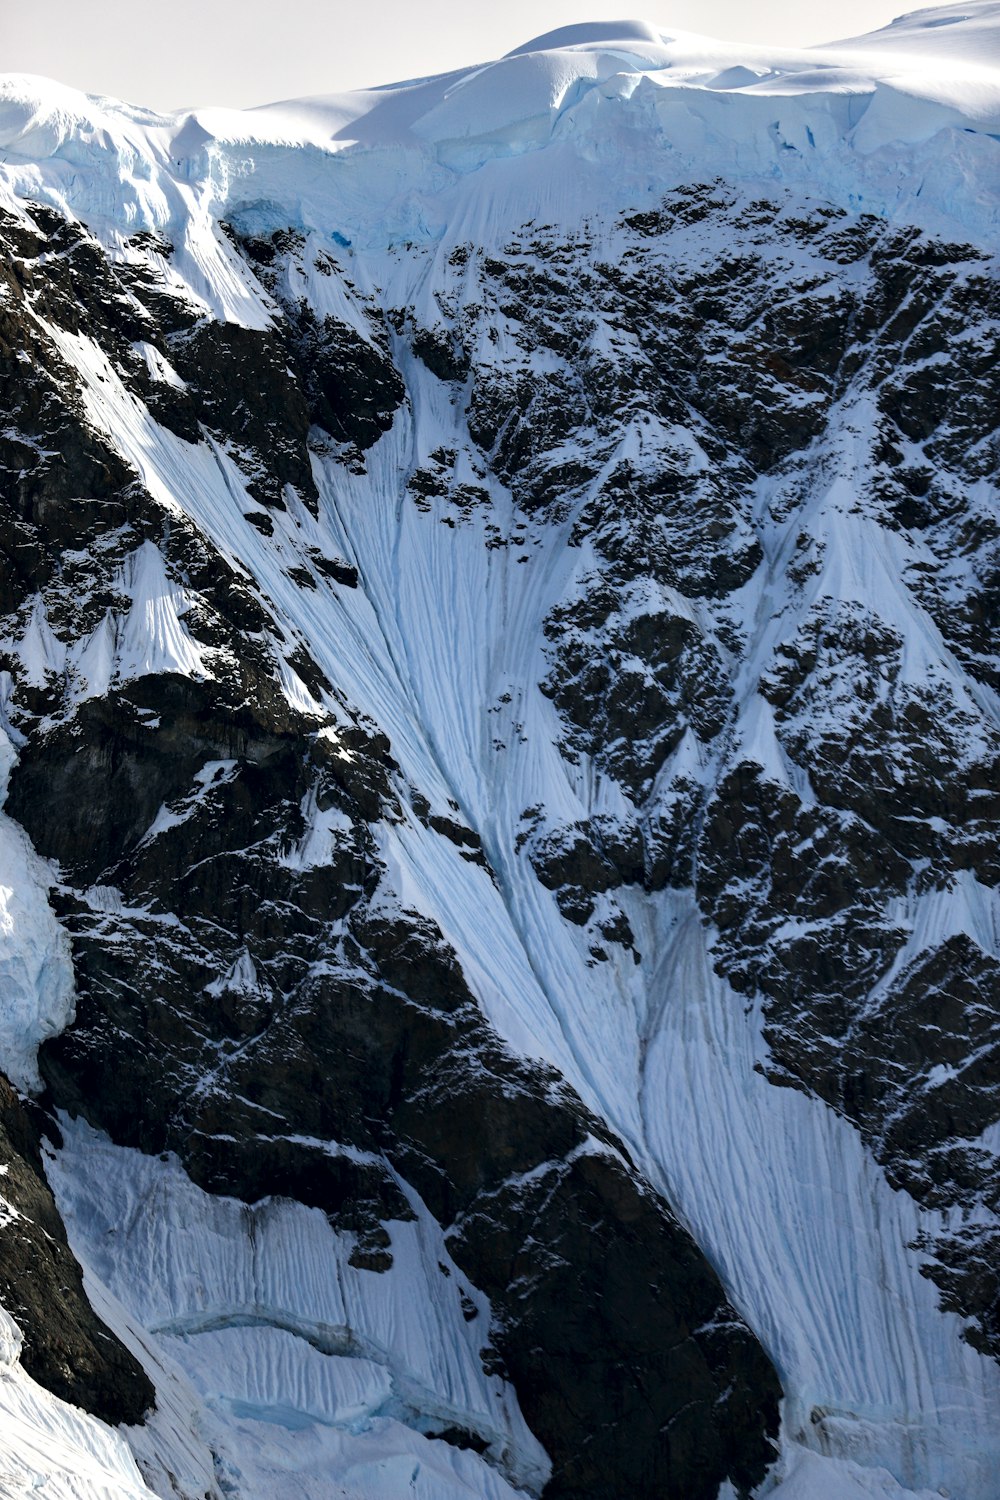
{"left": 0, "top": 2, "right": 999, "bottom": 255}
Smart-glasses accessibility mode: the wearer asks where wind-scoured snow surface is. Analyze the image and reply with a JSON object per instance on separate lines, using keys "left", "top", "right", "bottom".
{"left": 0, "top": 6, "right": 998, "bottom": 1499}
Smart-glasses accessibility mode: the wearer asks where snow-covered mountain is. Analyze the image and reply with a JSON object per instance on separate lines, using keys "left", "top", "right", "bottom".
{"left": 0, "top": 5, "right": 998, "bottom": 1497}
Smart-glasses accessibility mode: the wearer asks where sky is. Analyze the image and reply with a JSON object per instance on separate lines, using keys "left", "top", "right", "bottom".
{"left": 3, "top": 0, "right": 914, "bottom": 110}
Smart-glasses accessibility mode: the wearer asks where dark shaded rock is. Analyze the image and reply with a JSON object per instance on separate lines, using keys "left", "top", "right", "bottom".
{"left": 0, "top": 1076, "right": 154, "bottom": 1424}
{"left": 839, "top": 937, "right": 1000, "bottom": 1356}
{"left": 10, "top": 175, "right": 1000, "bottom": 1480}
{"left": 542, "top": 588, "right": 731, "bottom": 799}
{"left": 310, "top": 551, "right": 359, "bottom": 587}
{"left": 427, "top": 814, "right": 491, "bottom": 870}
{"left": 244, "top": 509, "right": 275, "bottom": 536}
{"left": 456, "top": 1148, "right": 778, "bottom": 1500}
{"left": 294, "top": 308, "right": 405, "bottom": 451}
{"left": 18, "top": 659, "right": 780, "bottom": 1500}
{"left": 0, "top": 217, "right": 148, "bottom": 619}
{"left": 760, "top": 602, "right": 1000, "bottom": 883}
{"left": 412, "top": 324, "right": 471, "bottom": 383}
{"left": 7, "top": 676, "right": 314, "bottom": 883}
{"left": 223, "top": 226, "right": 406, "bottom": 452}
{"left": 168, "top": 320, "right": 318, "bottom": 510}
{"left": 526, "top": 816, "right": 646, "bottom": 927}
{"left": 43, "top": 889, "right": 780, "bottom": 1497}
{"left": 697, "top": 762, "right": 912, "bottom": 1081}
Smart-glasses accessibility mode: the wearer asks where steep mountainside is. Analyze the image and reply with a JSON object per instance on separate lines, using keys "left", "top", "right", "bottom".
{"left": 0, "top": 7, "right": 998, "bottom": 1499}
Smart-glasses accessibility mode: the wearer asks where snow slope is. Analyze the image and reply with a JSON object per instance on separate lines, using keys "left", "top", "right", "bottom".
{"left": 0, "top": 6, "right": 998, "bottom": 1499}
{"left": 0, "top": 1307, "right": 155, "bottom": 1500}
{"left": 47, "top": 1119, "right": 548, "bottom": 1500}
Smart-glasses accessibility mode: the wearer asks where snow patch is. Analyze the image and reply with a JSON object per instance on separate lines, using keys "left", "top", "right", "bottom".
{"left": 0, "top": 728, "right": 75, "bottom": 1092}
{"left": 0, "top": 1308, "right": 154, "bottom": 1500}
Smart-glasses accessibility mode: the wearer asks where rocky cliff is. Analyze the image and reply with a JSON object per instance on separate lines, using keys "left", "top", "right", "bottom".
{"left": 0, "top": 9, "right": 998, "bottom": 1499}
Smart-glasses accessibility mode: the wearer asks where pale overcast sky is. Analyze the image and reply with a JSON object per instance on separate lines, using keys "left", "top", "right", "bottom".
{"left": 4, "top": 0, "right": 912, "bottom": 110}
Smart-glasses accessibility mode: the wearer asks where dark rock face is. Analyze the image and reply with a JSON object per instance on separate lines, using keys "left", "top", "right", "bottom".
{"left": 0, "top": 209, "right": 145, "bottom": 620}
{"left": 542, "top": 589, "right": 730, "bottom": 799}
{"left": 167, "top": 320, "right": 319, "bottom": 510}
{"left": 433, "top": 191, "right": 1000, "bottom": 1354}
{"left": 15, "top": 658, "right": 778, "bottom": 1498}
{"left": 1, "top": 165, "right": 998, "bottom": 1494}
{"left": 0, "top": 194, "right": 782, "bottom": 1487}
{"left": 456, "top": 1146, "right": 777, "bottom": 1500}
{"left": 230, "top": 225, "right": 407, "bottom": 457}
{"left": 760, "top": 603, "right": 1000, "bottom": 881}
{"left": 0, "top": 1076, "right": 154, "bottom": 1424}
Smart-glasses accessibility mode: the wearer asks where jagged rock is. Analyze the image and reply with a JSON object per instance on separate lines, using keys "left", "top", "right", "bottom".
{"left": 168, "top": 320, "right": 319, "bottom": 510}
{"left": 0, "top": 1076, "right": 154, "bottom": 1423}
